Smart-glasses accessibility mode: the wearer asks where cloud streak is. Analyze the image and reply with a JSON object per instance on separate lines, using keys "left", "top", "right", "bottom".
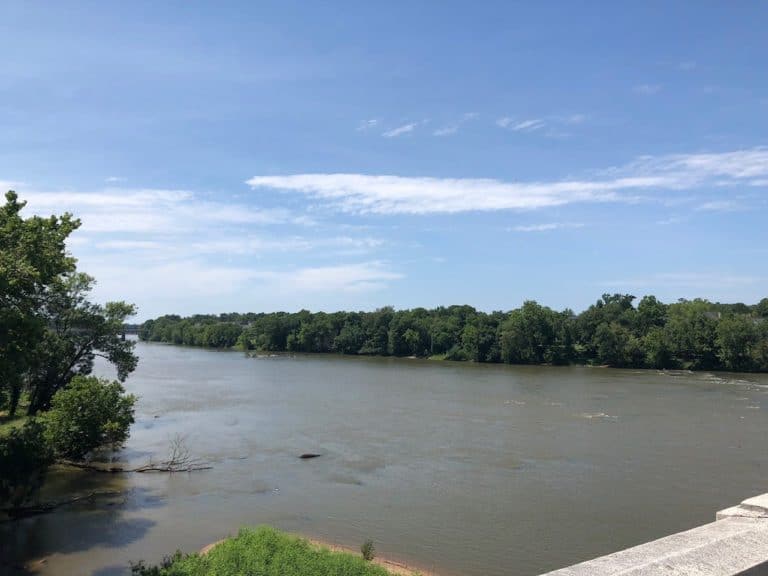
{"left": 247, "top": 148, "right": 768, "bottom": 215}
{"left": 496, "top": 114, "right": 585, "bottom": 136}
{"left": 512, "top": 222, "right": 584, "bottom": 232}
{"left": 433, "top": 112, "right": 478, "bottom": 137}
{"left": 383, "top": 122, "right": 422, "bottom": 138}
{"left": 634, "top": 83, "right": 662, "bottom": 95}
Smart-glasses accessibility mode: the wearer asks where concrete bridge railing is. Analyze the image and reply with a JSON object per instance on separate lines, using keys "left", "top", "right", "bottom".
{"left": 541, "top": 493, "right": 768, "bottom": 576}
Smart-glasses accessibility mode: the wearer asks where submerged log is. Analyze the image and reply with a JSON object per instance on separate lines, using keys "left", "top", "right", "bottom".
{"left": 300, "top": 453, "right": 322, "bottom": 459}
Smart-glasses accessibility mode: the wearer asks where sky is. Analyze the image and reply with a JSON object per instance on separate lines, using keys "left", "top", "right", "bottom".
{"left": 1, "top": 1, "right": 767, "bottom": 320}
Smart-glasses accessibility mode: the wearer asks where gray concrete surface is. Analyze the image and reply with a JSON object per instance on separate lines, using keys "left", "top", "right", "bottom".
{"left": 541, "top": 494, "right": 768, "bottom": 576}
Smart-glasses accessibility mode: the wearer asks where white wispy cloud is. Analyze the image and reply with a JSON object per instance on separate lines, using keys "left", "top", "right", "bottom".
{"left": 270, "top": 261, "right": 402, "bottom": 293}
{"left": 105, "top": 176, "right": 126, "bottom": 183}
{"left": 383, "top": 122, "right": 422, "bottom": 138}
{"left": 511, "top": 222, "right": 584, "bottom": 232}
{"left": 357, "top": 119, "right": 379, "bottom": 131}
{"left": 563, "top": 113, "right": 586, "bottom": 124}
{"left": 510, "top": 119, "right": 546, "bottom": 132}
{"left": 96, "top": 240, "right": 164, "bottom": 251}
{"left": 433, "top": 125, "right": 458, "bottom": 137}
{"left": 677, "top": 60, "right": 697, "bottom": 71}
{"left": 247, "top": 147, "right": 768, "bottom": 215}
{"left": 88, "top": 259, "right": 402, "bottom": 303}
{"left": 189, "top": 235, "right": 384, "bottom": 256}
{"left": 0, "top": 181, "right": 23, "bottom": 194}
{"left": 19, "top": 188, "right": 298, "bottom": 234}
{"left": 696, "top": 200, "right": 741, "bottom": 211}
{"left": 433, "top": 112, "right": 479, "bottom": 137}
{"left": 656, "top": 216, "right": 687, "bottom": 225}
{"left": 496, "top": 113, "right": 585, "bottom": 135}
{"left": 601, "top": 272, "right": 761, "bottom": 290}
{"left": 634, "top": 83, "right": 663, "bottom": 95}
{"left": 11, "top": 184, "right": 397, "bottom": 317}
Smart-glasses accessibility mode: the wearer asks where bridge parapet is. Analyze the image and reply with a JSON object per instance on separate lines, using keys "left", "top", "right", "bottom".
{"left": 540, "top": 493, "right": 768, "bottom": 576}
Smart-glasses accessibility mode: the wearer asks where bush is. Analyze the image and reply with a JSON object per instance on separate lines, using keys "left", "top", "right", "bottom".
{"left": 44, "top": 375, "right": 136, "bottom": 460}
{"left": 361, "top": 538, "right": 376, "bottom": 561}
{"left": 131, "top": 526, "right": 390, "bottom": 576}
{"left": 0, "top": 419, "right": 53, "bottom": 508}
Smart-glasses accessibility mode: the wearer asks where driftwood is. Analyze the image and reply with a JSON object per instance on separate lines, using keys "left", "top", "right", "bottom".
{"left": 2, "top": 490, "right": 123, "bottom": 519}
{"left": 58, "top": 434, "right": 212, "bottom": 474}
{"left": 132, "top": 434, "right": 212, "bottom": 472}
{"left": 300, "top": 453, "right": 322, "bottom": 459}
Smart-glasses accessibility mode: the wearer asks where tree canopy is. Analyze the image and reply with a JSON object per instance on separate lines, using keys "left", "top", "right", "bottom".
{"left": 1, "top": 191, "right": 139, "bottom": 509}
{"left": 140, "top": 295, "right": 768, "bottom": 372}
{"left": 0, "top": 191, "right": 138, "bottom": 416}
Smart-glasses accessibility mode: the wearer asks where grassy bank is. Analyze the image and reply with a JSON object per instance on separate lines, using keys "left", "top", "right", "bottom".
{"left": 132, "top": 526, "right": 421, "bottom": 576}
{"left": 0, "top": 411, "right": 28, "bottom": 436}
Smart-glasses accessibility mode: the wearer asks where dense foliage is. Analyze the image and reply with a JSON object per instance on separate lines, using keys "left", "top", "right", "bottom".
{"left": 44, "top": 376, "right": 137, "bottom": 460}
{"left": 0, "top": 191, "right": 139, "bottom": 509}
{"left": 131, "top": 526, "right": 392, "bottom": 576}
{"left": 0, "top": 191, "right": 138, "bottom": 416}
{"left": 140, "top": 295, "right": 768, "bottom": 372}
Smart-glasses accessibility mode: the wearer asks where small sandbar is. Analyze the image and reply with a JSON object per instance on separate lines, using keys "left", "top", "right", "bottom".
{"left": 200, "top": 534, "right": 439, "bottom": 576}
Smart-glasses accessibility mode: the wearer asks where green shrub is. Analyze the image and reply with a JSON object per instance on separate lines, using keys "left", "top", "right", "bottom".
{"left": 44, "top": 375, "right": 136, "bottom": 460}
{"left": 0, "top": 419, "right": 53, "bottom": 508}
{"left": 361, "top": 538, "right": 376, "bottom": 561}
{"left": 132, "top": 526, "right": 390, "bottom": 576}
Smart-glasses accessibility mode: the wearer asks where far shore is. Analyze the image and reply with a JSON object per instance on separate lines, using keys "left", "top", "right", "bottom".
{"left": 200, "top": 534, "right": 440, "bottom": 576}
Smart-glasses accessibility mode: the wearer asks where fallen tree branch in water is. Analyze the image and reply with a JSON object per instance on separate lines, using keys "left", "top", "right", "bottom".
{"left": 1, "top": 490, "right": 124, "bottom": 519}
{"left": 133, "top": 433, "right": 212, "bottom": 472}
{"left": 57, "top": 434, "right": 212, "bottom": 474}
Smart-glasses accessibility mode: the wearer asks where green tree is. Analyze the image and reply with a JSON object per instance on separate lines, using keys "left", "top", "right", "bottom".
{"left": 0, "top": 191, "right": 79, "bottom": 415}
{"left": 635, "top": 295, "right": 667, "bottom": 333}
{"left": 642, "top": 326, "right": 673, "bottom": 368}
{"left": 593, "top": 322, "right": 632, "bottom": 366}
{"left": 716, "top": 314, "right": 758, "bottom": 371}
{"left": 25, "top": 273, "right": 137, "bottom": 414}
{"left": 500, "top": 301, "right": 556, "bottom": 364}
{"left": 44, "top": 376, "right": 136, "bottom": 460}
{"left": 664, "top": 300, "right": 718, "bottom": 369}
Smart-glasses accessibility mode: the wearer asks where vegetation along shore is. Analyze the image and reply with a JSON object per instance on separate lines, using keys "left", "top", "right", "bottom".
{"left": 140, "top": 295, "right": 768, "bottom": 372}
{"left": 130, "top": 526, "right": 432, "bottom": 576}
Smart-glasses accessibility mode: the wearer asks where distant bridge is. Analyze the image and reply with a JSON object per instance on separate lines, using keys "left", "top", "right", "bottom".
{"left": 121, "top": 325, "right": 140, "bottom": 340}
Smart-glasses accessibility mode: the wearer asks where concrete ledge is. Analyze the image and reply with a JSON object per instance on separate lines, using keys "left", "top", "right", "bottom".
{"left": 541, "top": 494, "right": 768, "bottom": 576}
{"left": 718, "top": 495, "right": 768, "bottom": 521}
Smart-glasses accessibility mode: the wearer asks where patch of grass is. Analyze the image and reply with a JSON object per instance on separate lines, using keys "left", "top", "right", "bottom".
{"left": 132, "top": 526, "right": 392, "bottom": 576}
{"left": 0, "top": 412, "right": 29, "bottom": 437}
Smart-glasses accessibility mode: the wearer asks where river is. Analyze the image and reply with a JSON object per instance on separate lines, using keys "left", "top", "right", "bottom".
{"left": 2, "top": 340, "right": 768, "bottom": 576}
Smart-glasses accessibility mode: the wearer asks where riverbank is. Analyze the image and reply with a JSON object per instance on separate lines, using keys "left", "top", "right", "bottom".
{"left": 200, "top": 533, "right": 439, "bottom": 576}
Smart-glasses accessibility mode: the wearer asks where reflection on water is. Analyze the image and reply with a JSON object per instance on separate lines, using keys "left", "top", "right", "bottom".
{"left": 2, "top": 341, "right": 767, "bottom": 576}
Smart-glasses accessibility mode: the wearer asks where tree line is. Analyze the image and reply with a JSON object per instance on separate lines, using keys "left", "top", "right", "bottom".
{"left": 140, "top": 295, "right": 768, "bottom": 372}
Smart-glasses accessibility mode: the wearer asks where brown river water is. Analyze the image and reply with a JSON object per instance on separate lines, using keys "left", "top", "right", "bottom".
{"left": 2, "top": 340, "right": 767, "bottom": 576}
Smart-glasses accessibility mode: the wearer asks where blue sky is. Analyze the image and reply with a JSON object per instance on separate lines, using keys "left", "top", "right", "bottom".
{"left": 2, "top": 1, "right": 767, "bottom": 320}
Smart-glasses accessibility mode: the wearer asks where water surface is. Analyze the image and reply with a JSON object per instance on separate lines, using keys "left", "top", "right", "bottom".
{"left": 3, "top": 341, "right": 767, "bottom": 576}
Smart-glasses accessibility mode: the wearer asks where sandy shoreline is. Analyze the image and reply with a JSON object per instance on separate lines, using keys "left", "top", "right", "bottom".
{"left": 200, "top": 534, "right": 439, "bottom": 576}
